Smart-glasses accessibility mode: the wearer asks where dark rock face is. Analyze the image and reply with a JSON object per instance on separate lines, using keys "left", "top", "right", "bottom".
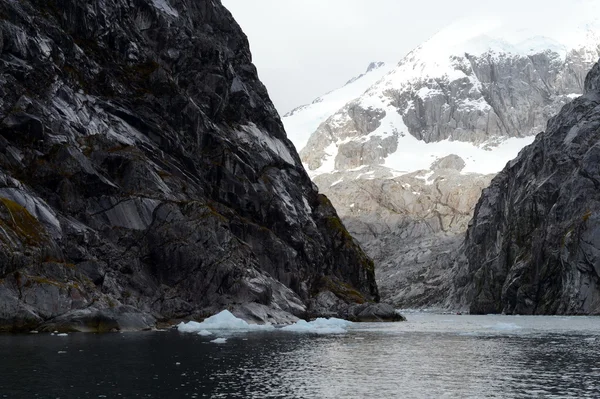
{"left": 453, "top": 60, "right": 600, "bottom": 315}
{"left": 0, "top": 0, "right": 386, "bottom": 331}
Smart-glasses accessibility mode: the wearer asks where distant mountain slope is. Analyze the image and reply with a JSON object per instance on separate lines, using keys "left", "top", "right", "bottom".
{"left": 300, "top": 12, "right": 600, "bottom": 175}
{"left": 283, "top": 62, "right": 392, "bottom": 153}
{"left": 283, "top": 4, "right": 600, "bottom": 309}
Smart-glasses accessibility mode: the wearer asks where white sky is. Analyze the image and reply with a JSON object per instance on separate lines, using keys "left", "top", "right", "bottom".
{"left": 221, "top": 0, "right": 588, "bottom": 114}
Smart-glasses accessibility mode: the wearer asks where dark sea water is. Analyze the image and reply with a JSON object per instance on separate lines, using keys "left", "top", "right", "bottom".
{"left": 1, "top": 313, "right": 599, "bottom": 398}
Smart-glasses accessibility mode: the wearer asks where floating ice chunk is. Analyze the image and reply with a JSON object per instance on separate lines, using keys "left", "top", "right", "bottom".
{"left": 281, "top": 317, "right": 353, "bottom": 334}
{"left": 177, "top": 310, "right": 274, "bottom": 333}
{"left": 210, "top": 338, "right": 227, "bottom": 344}
{"left": 56, "top": 333, "right": 68, "bottom": 337}
{"left": 197, "top": 330, "right": 213, "bottom": 336}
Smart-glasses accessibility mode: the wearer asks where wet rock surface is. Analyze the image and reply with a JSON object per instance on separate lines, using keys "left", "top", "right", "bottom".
{"left": 0, "top": 0, "right": 394, "bottom": 331}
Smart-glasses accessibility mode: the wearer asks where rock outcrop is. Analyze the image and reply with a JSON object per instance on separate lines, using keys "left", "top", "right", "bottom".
{"left": 452, "top": 60, "right": 600, "bottom": 315}
{"left": 0, "top": 0, "right": 397, "bottom": 332}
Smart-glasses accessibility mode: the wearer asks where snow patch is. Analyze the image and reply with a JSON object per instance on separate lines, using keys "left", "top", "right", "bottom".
{"left": 308, "top": 142, "right": 338, "bottom": 178}
{"left": 330, "top": 178, "right": 344, "bottom": 187}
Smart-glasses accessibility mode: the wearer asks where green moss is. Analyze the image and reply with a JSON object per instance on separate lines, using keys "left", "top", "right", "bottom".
{"left": 27, "top": 276, "right": 65, "bottom": 289}
{"left": 321, "top": 277, "right": 367, "bottom": 304}
{"left": 0, "top": 198, "right": 45, "bottom": 246}
{"left": 317, "top": 194, "right": 332, "bottom": 207}
{"left": 362, "top": 257, "right": 375, "bottom": 273}
{"left": 42, "top": 256, "right": 75, "bottom": 268}
{"left": 325, "top": 216, "right": 353, "bottom": 241}
{"left": 203, "top": 202, "right": 228, "bottom": 222}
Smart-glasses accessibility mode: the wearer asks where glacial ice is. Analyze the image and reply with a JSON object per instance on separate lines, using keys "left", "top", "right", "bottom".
{"left": 178, "top": 310, "right": 353, "bottom": 335}
{"left": 210, "top": 338, "right": 227, "bottom": 344}
{"left": 281, "top": 318, "right": 353, "bottom": 334}
{"left": 177, "top": 310, "right": 275, "bottom": 333}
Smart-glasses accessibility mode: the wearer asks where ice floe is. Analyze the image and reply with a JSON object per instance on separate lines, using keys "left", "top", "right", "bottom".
{"left": 178, "top": 310, "right": 353, "bottom": 335}
{"left": 177, "top": 310, "right": 274, "bottom": 333}
{"left": 281, "top": 318, "right": 353, "bottom": 334}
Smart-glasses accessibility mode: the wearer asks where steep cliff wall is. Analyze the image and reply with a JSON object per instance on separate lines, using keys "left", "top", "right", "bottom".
{"left": 453, "top": 60, "right": 600, "bottom": 315}
{"left": 0, "top": 0, "right": 395, "bottom": 332}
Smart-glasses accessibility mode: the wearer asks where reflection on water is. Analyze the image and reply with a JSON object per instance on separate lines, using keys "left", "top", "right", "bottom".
{"left": 1, "top": 314, "right": 599, "bottom": 398}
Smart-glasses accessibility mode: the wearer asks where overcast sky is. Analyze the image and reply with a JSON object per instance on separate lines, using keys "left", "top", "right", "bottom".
{"left": 222, "top": 0, "right": 474, "bottom": 114}
{"left": 221, "top": 0, "right": 582, "bottom": 114}
{"left": 220, "top": 0, "right": 474, "bottom": 113}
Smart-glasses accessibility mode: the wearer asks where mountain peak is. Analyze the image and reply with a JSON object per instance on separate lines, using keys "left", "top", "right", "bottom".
{"left": 366, "top": 61, "right": 386, "bottom": 73}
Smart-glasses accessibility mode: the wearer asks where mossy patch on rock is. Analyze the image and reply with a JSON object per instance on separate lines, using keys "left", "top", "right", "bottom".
{"left": 320, "top": 276, "right": 368, "bottom": 304}
{"left": 0, "top": 198, "right": 45, "bottom": 246}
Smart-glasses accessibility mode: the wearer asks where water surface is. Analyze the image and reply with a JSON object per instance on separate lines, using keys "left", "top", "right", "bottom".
{"left": 1, "top": 313, "right": 599, "bottom": 398}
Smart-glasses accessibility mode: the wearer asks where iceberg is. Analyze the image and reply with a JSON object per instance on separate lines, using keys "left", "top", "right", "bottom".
{"left": 177, "top": 310, "right": 275, "bottom": 333}
{"left": 197, "top": 330, "right": 213, "bottom": 336}
{"left": 281, "top": 317, "right": 353, "bottom": 334}
{"left": 210, "top": 338, "right": 227, "bottom": 344}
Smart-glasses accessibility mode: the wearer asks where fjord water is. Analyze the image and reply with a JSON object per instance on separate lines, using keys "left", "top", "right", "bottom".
{"left": 1, "top": 314, "right": 599, "bottom": 398}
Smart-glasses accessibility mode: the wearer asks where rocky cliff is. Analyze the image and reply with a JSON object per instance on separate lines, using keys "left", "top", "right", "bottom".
{"left": 452, "top": 60, "right": 600, "bottom": 315}
{"left": 0, "top": 0, "right": 398, "bottom": 332}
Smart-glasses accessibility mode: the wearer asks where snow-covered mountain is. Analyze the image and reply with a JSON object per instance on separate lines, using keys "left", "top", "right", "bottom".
{"left": 283, "top": 6, "right": 600, "bottom": 309}
{"left": 287, "top": 5, "right": 600, "bottom": 177}
{"left": 283, "top": 61, "right": 393, "bottom": 152}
